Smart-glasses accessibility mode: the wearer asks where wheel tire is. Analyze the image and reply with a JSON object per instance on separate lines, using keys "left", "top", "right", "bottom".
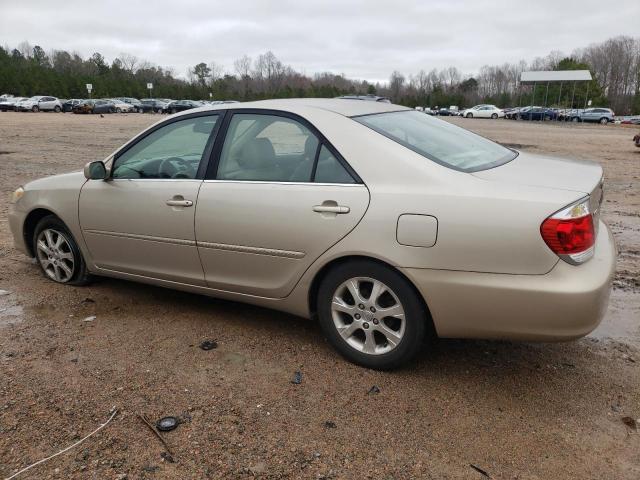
{"left": 54, "top": 105, "right": 61, "bottom": 113}
{"left": 599, "top": 117, "right": 608, "bottom": 125}
{"left": 317, "top": 260, "right": 429, "bottom": 370}
{"left": 116, "top": 107, "right": 122, "bottom": 113}
{"left": 572, "top": 117, "right": 580, "bottom": 122}
{"left": 491, "top": 113, "right": 498, "bottom": 119}
{"left": 33, "top": 215, "right": 91, "bottom": 286}
{"left": 466, "top": 113, "right": 473, "bottom": 118}
{"left": 32, "top": 105, "right": 39, "bottom": 112}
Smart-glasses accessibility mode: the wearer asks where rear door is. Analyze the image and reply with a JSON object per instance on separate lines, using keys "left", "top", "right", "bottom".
{"left": 195, "top": 110, "right": 370, "bottom": 298}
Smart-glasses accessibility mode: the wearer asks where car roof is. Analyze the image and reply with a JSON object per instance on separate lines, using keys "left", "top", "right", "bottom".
{"left": 186, "top": 98, "right": 408, "bottom": 118}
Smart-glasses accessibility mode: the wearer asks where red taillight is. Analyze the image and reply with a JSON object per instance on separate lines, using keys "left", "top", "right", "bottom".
{"left": 540, "top": 198, "right": 596, "bottom": 264}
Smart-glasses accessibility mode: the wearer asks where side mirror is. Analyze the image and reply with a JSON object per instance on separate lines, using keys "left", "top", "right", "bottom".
{"left": 84, "top": 161, "right": 108, "bottom": 180}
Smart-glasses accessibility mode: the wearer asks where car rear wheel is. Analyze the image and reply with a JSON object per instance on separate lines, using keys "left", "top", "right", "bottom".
{"left": 317, "top": 260, "right": 428, "bottom": 369}
{"left": 33, "top": 215, "right": 91, "bottom": 285}
{"left": 466, "top": 113, "right": 473, "bottom": 118}
{"left": 599, "top": 117, "right": 608, "bottom": 125}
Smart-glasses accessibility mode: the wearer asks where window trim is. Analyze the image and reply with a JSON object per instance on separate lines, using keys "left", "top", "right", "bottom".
{"left": 110, "top": 110, "right": 226, "bottom": 180}
{"left": 205, "top": 108, "right": 362, "bottom": 184}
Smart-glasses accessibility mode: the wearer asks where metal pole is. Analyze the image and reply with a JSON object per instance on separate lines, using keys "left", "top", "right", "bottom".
{"left": 571, "top": 82, "right": 576, "bottom": 109}
{"left": 543, "top": 82, "right": 549, "bottom": 121}
{"left": 557, "top": 82, "right": 563, "bottom": 106}
{"left": 532, "top": 82, "right": 536, "bottom": 106}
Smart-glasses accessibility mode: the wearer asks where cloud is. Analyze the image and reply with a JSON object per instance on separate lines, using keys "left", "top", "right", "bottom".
{"left": 1, "top": 0, "right": 638, "bottom": 82}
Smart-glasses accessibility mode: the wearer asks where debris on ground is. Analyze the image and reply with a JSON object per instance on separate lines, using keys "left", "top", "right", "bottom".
{"left": 199, "top": 339, "right": 218, "bottom": 350}
{"left": 291, "top": 371, "right": 303, "bottom": 384}
{"left": 160, "top": 452, "right": 176, "bottom": 463}
{"left": 81, "top": 297, "right": 95, "bottom": 304}
{"left": 324, "top": 421, "right": 337, "bottom": 429}
{"left": 156, "top": 416, "right": 179, "bottom": 432}
{"left": 138, "top": 414, "right": 174, "bottom": 455}
{"left": 0, "top": 289, "right": 10, "bottom": 296}
{"left": 82, "top": 315, "right": 96, "bottom": 322}
{"left": 621, "top": 416, "right": 637, "bottom": 431}
{"left": 367, "top": 385, "right": 380, "bottom": 395}
{"left": 470, "top": 463, "right": 491, "bottom": 478}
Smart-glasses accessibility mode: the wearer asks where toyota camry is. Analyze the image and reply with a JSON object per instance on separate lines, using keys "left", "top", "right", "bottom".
{"left": 8, "top": 99, "right": 616, "bottom": 369}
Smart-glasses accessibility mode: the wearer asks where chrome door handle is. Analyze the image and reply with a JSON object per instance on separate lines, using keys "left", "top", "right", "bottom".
{"left": 166, "top": 199, "right": 193, "bottom": 207}
{"left": 313, "top": 205, "right": 350, "bottom": 214}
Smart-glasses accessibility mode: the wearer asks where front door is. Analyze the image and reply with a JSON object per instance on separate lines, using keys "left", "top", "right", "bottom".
{"left": 195, "top": 111, "right": 370, "bottom": 298}
{"left": 79, "top": 113, "right": 221, "bottom": 285}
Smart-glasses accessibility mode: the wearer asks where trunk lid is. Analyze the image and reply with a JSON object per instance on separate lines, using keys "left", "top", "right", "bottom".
{"left": 472, "top": 150, "right": 603, "bottom": 195}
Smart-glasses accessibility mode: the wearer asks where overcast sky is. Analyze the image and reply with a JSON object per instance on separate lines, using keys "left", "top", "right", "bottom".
{"left": 1, "top": 0, "right": 638, "bottom": 82}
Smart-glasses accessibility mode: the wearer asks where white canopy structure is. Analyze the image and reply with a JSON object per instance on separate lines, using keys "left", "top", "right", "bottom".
{"left": 518, "top": 70, "right": 594, "bottom": 112}
{"left": 520, "top": 70, "right": 592, "bottom": 83}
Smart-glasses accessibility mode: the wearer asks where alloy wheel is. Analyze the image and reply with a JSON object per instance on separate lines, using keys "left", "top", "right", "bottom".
{"left": 331, "top": 277, "right": 406, "bottom": 355}
{"left": 36, "top": 228, "right": 75, "bottom": 283}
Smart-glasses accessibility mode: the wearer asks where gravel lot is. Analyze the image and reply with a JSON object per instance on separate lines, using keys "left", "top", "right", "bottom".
{"left": 0, "top": 112, "right": 639, "bottom": 479}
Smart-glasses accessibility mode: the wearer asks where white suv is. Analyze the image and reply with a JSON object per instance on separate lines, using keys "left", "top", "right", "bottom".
{"left": 16, "top": 96, "right": 63, "bottom": 112}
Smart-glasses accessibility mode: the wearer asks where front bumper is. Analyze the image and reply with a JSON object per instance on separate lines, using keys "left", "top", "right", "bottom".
{"left": 402, "top": 220, "right": 616, "bottom": 341}
{"left": 8, "top": 203, "right": 29, "bottom": 255}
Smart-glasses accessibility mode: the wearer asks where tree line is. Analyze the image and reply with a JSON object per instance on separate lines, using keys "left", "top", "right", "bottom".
{"left": 1, "top": 35, "right": 638, "bottom": 114}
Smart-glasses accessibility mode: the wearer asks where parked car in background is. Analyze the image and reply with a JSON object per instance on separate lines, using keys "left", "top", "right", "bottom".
{"left": 62, "top": 99, "right": 83, "bottom": 112}
{"left": 0, "top": 96, "right": 28, "bottom": 111}
{"left": 518, "top": 107, "right": 558, "bottom": 121}
{"left": 116, "top": 97, "right": 143, "bottom": 112}
{"left": 72, "top": 99, "right": 115, "bottom": 114}
{"left": 462, "top": 105, "right": 504, "bottom": 119}
{"left": 437, "top": 108, "right": 457, "bottom": 116}
{"left": 139, "top": 99, "right": 171, "bottom": 113}
{"left": 8, "top": 99, "right": 615, "bottom": 369}
{"left": 15, "top": 96, "right": 63, "bottom": 112}
{"left": 166, "top": 99, "right": 203, "bottom": 114}
{"left": 337, "top": 95, "right": 391, "bottom": 103}
{"left": 570, "top": 108, "right": 615, "bottom": 124}
{"left": 106, "top": 99, "right": 136, "bottom": 113}
{"left": 503, "top": 107, "right": 520, "bottom": 119}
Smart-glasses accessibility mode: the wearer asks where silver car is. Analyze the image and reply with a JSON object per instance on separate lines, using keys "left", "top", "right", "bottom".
{"left": 15, "top": 95, "right": 63, "bottom": 112}
{"left": 8, "top": 99, "right": 616, "bottom": 369}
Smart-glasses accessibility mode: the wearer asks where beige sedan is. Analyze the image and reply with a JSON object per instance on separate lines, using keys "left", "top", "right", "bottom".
{"left": 9, "top": 99, "right": 616, "bottom": 369}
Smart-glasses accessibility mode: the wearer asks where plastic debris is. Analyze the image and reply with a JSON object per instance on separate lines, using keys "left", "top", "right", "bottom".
{"left": 0, "top": 290, "right": 10, "bottom": 296}
{"left": 291, "top": 371, "right": 303, "bottom": 384}
{"left": 156, "top": 416, "right": 179, "bottom": 432}
{"left": 199, "top": 340, "right": 217, "bottom": 350}
{"left": 82, "top": 315, "right": 96, "bottom": 322}
{"left": 367, "top": 385, "right": 380, "bottom": 395}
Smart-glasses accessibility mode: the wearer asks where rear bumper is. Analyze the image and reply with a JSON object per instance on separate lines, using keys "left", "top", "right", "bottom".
{"left": 401, "top": 221, "right": 616, "bottom": 341}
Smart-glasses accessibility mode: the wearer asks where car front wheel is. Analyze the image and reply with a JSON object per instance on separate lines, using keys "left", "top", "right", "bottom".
{"left": 466, "top": 113, "right": 473, "bottom": 118}
{"left": 599, "top": 117, "right": 608, "bottom": 125}
{"left": 32, "top": 105, "right": 39, "bottom": 112}
{"left": 317, "top": 260, "right": 428, "bottom": 369}
{"left": 491, "top": 113, "right": 498, "bottom": 119}
{"left": 33, "top": 215, "right": 91, "bottom": 285}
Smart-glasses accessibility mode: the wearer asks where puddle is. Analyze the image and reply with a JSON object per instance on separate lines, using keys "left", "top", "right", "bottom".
{"left": 589, "top": 289, "right": 640, "bottom": 347}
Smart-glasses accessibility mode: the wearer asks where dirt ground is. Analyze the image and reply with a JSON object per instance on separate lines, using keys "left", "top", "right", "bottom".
{"left": 0, "top": 111, "right": 638, "bottom": 479}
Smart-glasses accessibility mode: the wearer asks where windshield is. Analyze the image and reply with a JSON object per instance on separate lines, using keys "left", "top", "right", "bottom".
{"left": 354, "top": 110, "right": 517, "bottom": 172}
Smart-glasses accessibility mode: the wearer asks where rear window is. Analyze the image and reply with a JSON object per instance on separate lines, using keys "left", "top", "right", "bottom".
{"left": 354, "top": 110, "right": 517, "bottom": 172}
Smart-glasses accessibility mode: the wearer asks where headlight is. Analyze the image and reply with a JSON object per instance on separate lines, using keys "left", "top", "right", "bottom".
{"left": 11, "top": 186, "right": 25, "bottom": 203}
